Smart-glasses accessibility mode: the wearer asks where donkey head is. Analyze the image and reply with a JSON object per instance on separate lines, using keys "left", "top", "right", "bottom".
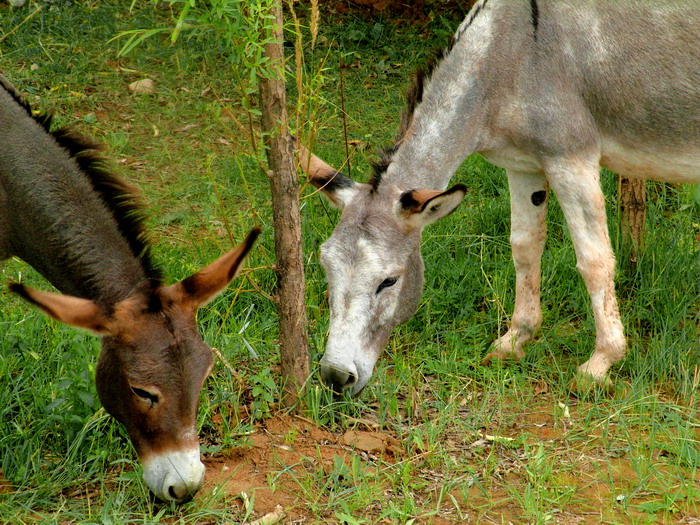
{"left": 301, "top": 148, "right": 465, "bottom": 395}
{"left": 10, "top": 229, "right": 259, "bottom": 503}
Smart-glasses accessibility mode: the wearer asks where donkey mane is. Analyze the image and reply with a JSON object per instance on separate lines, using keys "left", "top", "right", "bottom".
{"left": 368, "top": 1, "right": 506, "bottom": 192}
{"left": 369, "top": 14, "right": 467, "bottom": 191}
{"left": 1, "top": 79, "right": 162, "bottom": 284}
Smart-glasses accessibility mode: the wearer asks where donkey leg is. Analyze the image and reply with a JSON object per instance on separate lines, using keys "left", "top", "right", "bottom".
{"left": 546, "top": 159, "right": 626, "bottom": 385}
{"left": 484, "top": 171, "right": 548, "bottom": 362}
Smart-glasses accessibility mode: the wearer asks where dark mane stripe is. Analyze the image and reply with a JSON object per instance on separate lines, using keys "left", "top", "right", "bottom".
{"left": 530, "top": 0, "right": 539, "bottom": 37}
{"left": 370, "top": 2, "right": 486, "bottom": 191}
{"left": 453, "top": 0, "right": 488, "bottom": 44}
{"left": 368, "top": 145, "right": 397, "bottom": 190}
{"left": 55, "top": 130, "right": 163, "bottom": 284}
{"left": 369, "top": 45, "right": 450, "bottom": 191}
{"left": 369, "top": 43, "right": 453, "bottom": 191}
{"left": 0, "top": 78, "right": 162, "bottom": 284}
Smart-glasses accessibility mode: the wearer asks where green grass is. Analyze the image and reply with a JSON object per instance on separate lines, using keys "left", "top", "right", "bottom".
{"left": 1, "top": 1, "right": 699, "bottom": 523}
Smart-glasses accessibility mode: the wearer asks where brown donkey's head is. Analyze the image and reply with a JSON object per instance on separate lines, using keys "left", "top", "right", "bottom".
{"left": 10, "top": 228, "right": 259, "bottom": 503}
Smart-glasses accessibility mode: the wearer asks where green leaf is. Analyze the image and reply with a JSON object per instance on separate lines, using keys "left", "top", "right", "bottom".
{"left": 112, "top": 28, "right": 172, "bottom": 57}
{"left": 45, "top": 398, "right": 66, "bottom": 412}
{"left": 77, "top": 391, "right": 95, "bottom": 409}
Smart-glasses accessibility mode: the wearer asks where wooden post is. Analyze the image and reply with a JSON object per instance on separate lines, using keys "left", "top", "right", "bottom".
{"left": 259, "top": 1, "right": 310, "bottom": 408}
{"left": 618, "top": 175, "right": 646, "bottom": 261}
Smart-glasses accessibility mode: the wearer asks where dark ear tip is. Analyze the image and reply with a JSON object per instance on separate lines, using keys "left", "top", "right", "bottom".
{"left": 399, "top": 189, "right": 419, "bottom": 211}
{"left": 240, "top": 228, "right": 261, "bottom": 256}
{"left": 8, "top": 282, "right": 26, "bottom": 296}
{"left": 246, "top": 227, "right": 261, "bottom": 245}
{"left": 8, "top": 282, "right": 35, "bottom": 305}
{"left": 450, "top": 183, "right": 467, "bottom": 194}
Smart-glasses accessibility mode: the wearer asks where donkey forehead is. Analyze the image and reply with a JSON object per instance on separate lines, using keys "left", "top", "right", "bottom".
{"left": 320, "top": 186, "right": 420, "bottom": 276}
{"left": 323, "top": 216, "right": 414, "bottom": 267}
{"left": 107, "top": 325, "right": 212, "bottom": 386}
{"left": 133, "top": 313, "right": 204, "bottom": 355}
{"left": 111, "top": 300, "right": 209, "bottom": 363}
{"left": 322, "top": 235, "right": 393, "bottom": 272}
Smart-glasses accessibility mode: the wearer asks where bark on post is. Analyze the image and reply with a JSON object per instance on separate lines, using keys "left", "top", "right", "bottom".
{"left": 259, "top": 1, "right": 309, "bottom": 408}
{"left": 618, "top": 175, "right": 647, "bottom": 261}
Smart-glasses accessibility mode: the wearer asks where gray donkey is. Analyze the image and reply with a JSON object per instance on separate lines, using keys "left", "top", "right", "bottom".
{"left": 300, "top": 0, "right": 700, "bottom": 395}
{"left": 0, "top": 74, "right": 259, "bottom": 502}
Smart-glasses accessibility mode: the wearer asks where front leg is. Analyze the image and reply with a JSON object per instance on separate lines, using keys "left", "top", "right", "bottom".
{"left": 484, "top": 170, "right": 548, "bottom": 362}
{"left": 545, "top": 157, "right": 626, "bottom": 385}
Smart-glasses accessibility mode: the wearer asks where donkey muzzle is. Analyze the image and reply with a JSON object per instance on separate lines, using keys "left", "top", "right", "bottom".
{"left": 320, "top": 364, "right": 358, "bottom": 393}
{"left": 142, "top": 448, "right": 205, "bottom": 503}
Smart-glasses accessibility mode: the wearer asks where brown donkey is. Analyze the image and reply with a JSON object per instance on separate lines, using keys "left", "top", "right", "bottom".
{"left": 0, "top": 74, "right": 259, "bottom": 503}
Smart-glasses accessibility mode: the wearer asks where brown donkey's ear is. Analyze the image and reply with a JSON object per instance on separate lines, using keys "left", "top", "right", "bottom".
{"left": 163, "top": 228, "right": 260, "bottom": 310}
{"left": 297, "top": 145, "right": 361, "bottom": 209}
{"left": 396, "top": 184, "right": 467, "bottom": 230}
{"left": 9, "top": 283, "right": 111, "bottom": 334}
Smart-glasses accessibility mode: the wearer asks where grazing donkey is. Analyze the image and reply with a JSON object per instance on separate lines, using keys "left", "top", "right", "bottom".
{"left": 0, "top": 74, "right": 259, "bottom": 502}
{"left": 300, "top": 0, "right": 700, "bottom": 395}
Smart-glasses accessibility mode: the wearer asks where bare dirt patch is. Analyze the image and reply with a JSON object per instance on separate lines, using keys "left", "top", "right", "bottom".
{"left": 197, "top": 398, "right": 700, "bottom": 524}
{"left": 202, "top": 414, "right": 402, "bottom": 521}
{"left": 0, "top": 469, "right": 12, "bottom": 495}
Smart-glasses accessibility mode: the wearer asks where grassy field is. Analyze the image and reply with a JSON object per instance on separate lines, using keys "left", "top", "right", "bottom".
{"left": 1, "top": 1, "right": 698, "bottom": 523}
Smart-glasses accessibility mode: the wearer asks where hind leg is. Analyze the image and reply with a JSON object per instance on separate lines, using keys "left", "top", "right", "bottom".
{"left": 484, "top": 170, "right": 549, "bottom": 362}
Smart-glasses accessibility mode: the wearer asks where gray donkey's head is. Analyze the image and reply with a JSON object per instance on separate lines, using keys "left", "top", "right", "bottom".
{"left": 301, "top": 148, "right": 465, "bottom": 394}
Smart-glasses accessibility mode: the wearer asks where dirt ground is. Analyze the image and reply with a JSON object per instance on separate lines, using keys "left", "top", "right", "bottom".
{"left": 202, "top": 413, "right": 404, "bottom": 522}
{"left": 196, "top": 400, "right": 700, "bottom": 524}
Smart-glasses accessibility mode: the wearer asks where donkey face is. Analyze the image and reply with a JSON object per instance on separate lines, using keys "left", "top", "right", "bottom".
{"left": 301, "top": 149, "right": 465, "bottom": 394}
{"left": 319, "top": 192, "right": 423, "bottom": 394}
{"left": 95, "top": 295, "right": 214, "bottom": 504}
{"left": 10, "top": 229, "right": 258, "bottom": 503}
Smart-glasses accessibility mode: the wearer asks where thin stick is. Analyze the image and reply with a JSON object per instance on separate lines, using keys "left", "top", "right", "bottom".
{"left": 247, "top": 505, "right": 286, "bottom": 525}
{"left": 0, "top": 5, "right": 43, "bottom": 44}
{"left": 339, "top": 55, "right": 351, "bottom": 178}
{"left": 210, "top": 347, "right": 245, "bottom": 388}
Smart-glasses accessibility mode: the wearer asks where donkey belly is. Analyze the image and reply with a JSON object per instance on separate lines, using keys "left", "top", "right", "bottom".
{"left": 600, "top": 136, "right": 700, "bottom": 184}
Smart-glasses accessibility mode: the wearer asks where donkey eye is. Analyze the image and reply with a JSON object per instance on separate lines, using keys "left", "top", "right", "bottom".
{"left": 376, "top": 276, "right": 398, "bottom": 294}
{"left": 130, "top": 386, "right": 159, "bottom": 406}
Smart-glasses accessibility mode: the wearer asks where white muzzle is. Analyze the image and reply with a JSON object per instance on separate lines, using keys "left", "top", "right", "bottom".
{"left": 142, "top": 448, "right": 205, "bottom": 503}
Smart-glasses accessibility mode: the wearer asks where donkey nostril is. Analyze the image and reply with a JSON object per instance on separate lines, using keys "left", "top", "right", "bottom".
{"left": 321, "top": 365, "right": 358, "bottom": 393}
{"left": 167, "top": 484, "right": 194, "bottom": 503}
{"left": 170, "top": 484, "right": 196, "bottom": 503}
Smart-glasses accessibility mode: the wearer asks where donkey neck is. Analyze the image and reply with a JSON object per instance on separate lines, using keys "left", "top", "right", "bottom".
{"left": 381, "top": 2, "right": 499, "bottom": 192}
{"left": 0, "top": 86, "right": 155, "bottom": 306}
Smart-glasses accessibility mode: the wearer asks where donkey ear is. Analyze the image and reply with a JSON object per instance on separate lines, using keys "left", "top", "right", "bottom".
{"left": 297, "top": 145, "right": 360, "bottom": 209}
{"left": 163, "top": 228, "right": 260, "bottom": 310}
{"left": 396, "top": 184, "right": 466, "bottom": 230}
{"left": 9, "top": 283, "right": 111, "bottom": 335}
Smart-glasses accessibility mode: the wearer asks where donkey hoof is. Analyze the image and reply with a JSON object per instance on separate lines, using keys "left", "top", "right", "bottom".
{"left": 481, "top": 347, "right": 525, "bottom": 365}
{"left": 568, "top": 370, "right": 613, "bottom": 396}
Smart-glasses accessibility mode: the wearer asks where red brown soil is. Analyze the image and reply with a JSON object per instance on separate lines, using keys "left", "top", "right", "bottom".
{"left": 201, "top": 414, "right": 402, "bottom": 521}
{"left": 0, "top": 469, "right": 12, "bottom": 495}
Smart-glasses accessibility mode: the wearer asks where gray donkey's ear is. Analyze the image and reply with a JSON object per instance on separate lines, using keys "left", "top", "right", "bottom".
{"left": 297, "top": 146, "right": 363, "bottom": 209}
{"left": 396, "top": 184, "right": 466, "bottom": 230}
